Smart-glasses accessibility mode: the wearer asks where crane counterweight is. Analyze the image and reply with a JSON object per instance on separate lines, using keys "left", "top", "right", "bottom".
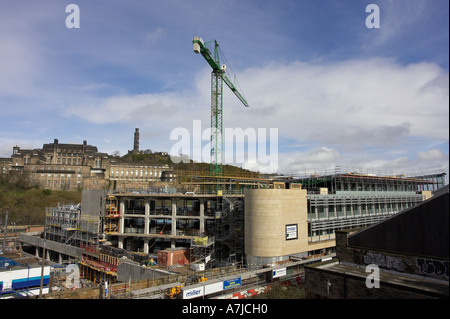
{"left": 193, "top": 36, "right": 203, "bottom": 53}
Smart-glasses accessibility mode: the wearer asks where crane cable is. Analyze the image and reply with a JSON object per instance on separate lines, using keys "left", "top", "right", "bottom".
{"left": 218, "top": 46, "right": 247, "bottom": 100}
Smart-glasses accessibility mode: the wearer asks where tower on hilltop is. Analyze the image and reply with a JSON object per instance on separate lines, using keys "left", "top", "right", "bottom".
{"left": 133, "top": 126, "right": 140, "bottom": 153}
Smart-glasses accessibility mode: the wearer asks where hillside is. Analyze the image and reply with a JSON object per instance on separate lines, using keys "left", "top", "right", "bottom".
{"left": 115, "top": 152, "right": 262, "bottom": 180}
{"left": 0, "top": 181, "right": 82, "bottom": 225}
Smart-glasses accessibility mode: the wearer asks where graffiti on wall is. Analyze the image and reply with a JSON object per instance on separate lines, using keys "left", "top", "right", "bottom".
{"left": 363, "top": 252, "right": 449, "bottom": 279}
{"left": 363, "top": 252, "right": 411, "bottom": 272}
{"left": 416, "top": 258, "right": 449, "bottom": 279}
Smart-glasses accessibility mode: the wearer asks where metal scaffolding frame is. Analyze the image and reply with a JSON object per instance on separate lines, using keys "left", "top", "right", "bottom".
{"left": 45, "top": 204, "right": 101, "bottom": 248}
{"left": 307, "top": 192, "right": 425, "bottom": 241}
{"left": 296, "top": 171, "right": 446, "bottom": 194}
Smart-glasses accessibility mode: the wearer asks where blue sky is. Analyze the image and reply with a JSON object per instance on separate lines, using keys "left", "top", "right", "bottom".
{"left": 0, "top": 0, "right": 448, "bottom": 178}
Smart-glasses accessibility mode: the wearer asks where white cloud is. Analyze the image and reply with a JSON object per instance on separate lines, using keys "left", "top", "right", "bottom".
{"left": 232, "top": 59, "right": 448, "bottom": 145}
{"left": 65, "top": 91, "right": 207, "bottom": 127}
{"left": 0, "top": 137, "right": 44, "bottom": 158}
{"left": 417, "top": 149, "right": 447, "bottom": 162}
{"left": 274, "top": 147, "right": 449, "bottom": 179}
{"left": 276, "top": 147, "right": 341, "bottom": 174}
{"left": 63, "top": 57, "right": 448, "bottom": 177}
{"left": 143, "top": 27, "right": 166, "bottom": 47}
{"left": 69, "top": 58, "right": 449, "bottom": 143}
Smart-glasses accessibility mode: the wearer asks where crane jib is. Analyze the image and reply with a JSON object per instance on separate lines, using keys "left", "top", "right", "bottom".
{"left": 222, "top": 75, "right": 249, "bottom": 107}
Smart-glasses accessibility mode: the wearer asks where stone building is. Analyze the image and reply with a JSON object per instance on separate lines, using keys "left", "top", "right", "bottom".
{"left": 1, "top": 139, "right": 109, "bottom": 190}
{"left": 0, "top": 134, "right": 174, "bottom": 190}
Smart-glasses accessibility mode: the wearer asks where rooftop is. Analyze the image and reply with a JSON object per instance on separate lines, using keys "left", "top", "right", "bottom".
{"left": 0, "top": 250, "right": 47, "bottom": 272}
{"left": 309, "top": 260, "right": 449, "bottom": 298}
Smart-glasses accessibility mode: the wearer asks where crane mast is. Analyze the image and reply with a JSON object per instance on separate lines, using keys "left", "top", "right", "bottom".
{"left": 193, "top": 36, "right": 249, "bottom": 177}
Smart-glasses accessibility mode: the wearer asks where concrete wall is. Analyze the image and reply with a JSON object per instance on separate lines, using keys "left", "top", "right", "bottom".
{"left": 306, "top": 229, "right": 449, "bottom": 299}
{"left": 19, "top": 233, "right": 82, "bottom": 258}
{"left": 117, "top": 260, "right": 175, "bottom": 282}
{"left": 336, "top": 230, "right": 449, "bottom": 281}
{"left": 304, "top": 263, "right": 445, "bottom": 299}
{"left": 81, "top": 189, "right": 106, "bottom": 218}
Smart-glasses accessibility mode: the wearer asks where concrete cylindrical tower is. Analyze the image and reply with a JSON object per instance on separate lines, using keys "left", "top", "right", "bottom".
{"left": 244, "top": 188, "right": 308, "bottom": 265}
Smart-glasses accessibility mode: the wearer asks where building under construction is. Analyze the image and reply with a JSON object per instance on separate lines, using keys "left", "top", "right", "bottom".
{"left": 18, "top": 169, "right": 446, "bottom": 286}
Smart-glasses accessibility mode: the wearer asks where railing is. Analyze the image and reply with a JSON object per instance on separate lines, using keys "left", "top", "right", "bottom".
{"left": 80, "top": 243, "right": 98, "bottom": 253}
{"left": 176, "top": 209, "right": 200, "bottom": 217}
{"left": 81, "top": 255, "right": 117, "bottom": 273}
{"left": 124, "top": 227, "right": 145, "bottom": 234}
{"left": 216, "top": 223, "right": 234, "bottom": 241}
{"left": 111, "top": 186, "right": 250, "bottom": 196}
{"left": 149, "top": 209, "right": 172, "bottom": 216}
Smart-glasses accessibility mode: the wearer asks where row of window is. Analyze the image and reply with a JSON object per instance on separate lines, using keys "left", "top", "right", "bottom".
{"left": 33, "top": 166, "right": 83, "bottom": 172}
{"left": 40, "top": 179, "right": 81, "bottom": 188}
{"left": 110, "top": 177, "right": 163, "bottom": 182}
{"left": 39, "top": 173, "right": 82, "bottom": 178}
{"left": 336, "top": 183, "right": 418, "bottom": 192}
{"left": 56, "top": 152, "right": 83, "bottom": 157}
{"left": 110, "top": 169, "right": 163, "bottom": 177}
{"left": 308, "top": 201, "right": 419, "bottom": 220}
{"left": 56, "top": 158, "right": 83, "bottom": 165}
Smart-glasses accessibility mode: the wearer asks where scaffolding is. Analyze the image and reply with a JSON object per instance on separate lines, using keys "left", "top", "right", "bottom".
{"left": 307, "top": 193, "right": 425, "bottom": 241}
{"left": 78, "top": 245, "right": 118, "bottom": 284}
{"left": 214, "top": 196, "right": 244, "bottom": 264}
{"left": 104, "top": 195, "right": 120, "bottom": 234}
{"left": 190, "top": 235, "right": 215, "bottom": 265}
{"left": 175, "top": 169, "right": 273, "bottom": 195}
{"left": 45, "top": 203, "right": 101, "bottom": 248}
{"left": 296, "top": 171, "right": 446, "bottom": 194}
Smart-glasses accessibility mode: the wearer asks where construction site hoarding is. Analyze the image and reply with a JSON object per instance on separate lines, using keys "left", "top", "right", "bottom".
{"left": 204, "top": 280, "right": 223, "bottom": 295}
{"left": 272, "top": 267, "right": 287, "bottom": 278}
{"left": 182, "top": 285, "right": 204, "bottom": 299}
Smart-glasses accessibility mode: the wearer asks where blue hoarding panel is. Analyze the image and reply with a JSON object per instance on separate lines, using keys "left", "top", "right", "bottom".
{"left": 223, "top": 277, "right": 241, "bottom": 290}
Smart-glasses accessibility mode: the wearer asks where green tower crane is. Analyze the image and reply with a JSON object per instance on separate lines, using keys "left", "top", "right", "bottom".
{"left": 193, "top": 36, "right": 249, "bottom": 177}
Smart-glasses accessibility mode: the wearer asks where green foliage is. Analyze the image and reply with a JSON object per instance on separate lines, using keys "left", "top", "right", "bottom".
{"left": 115, "top": 151, "right": 259, "bottom": 178}
{"left": 252, "top": 283, "right": 306, "bottom": 299}
{"left": 125, "top": 153, "right": 172, "bottom": 165}
{"left": 0, "top": 181, "right": 81, "bottom": 225}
